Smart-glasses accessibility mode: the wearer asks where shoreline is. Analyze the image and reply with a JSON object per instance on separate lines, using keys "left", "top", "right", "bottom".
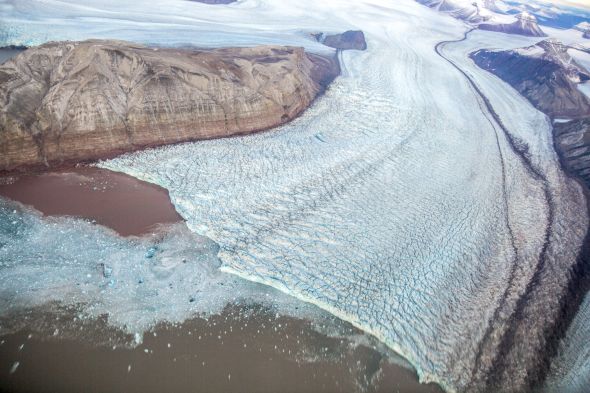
{"left": 0, "top": 304, "right": 443, "bottom": 393}
{"left": 0, "top": 166, "right": 183, "bottom": 237}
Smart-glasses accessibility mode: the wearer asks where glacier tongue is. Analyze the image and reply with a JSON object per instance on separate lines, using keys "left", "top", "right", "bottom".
{"left": 0, "top": 0, "right": 588, "bottom": 391}
{"left": 97, "top": 2, "right": 588, "bottom": 391}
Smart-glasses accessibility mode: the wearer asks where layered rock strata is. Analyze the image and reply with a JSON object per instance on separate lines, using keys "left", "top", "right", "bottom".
{"left": 0, "top": 40, "right": 339, "bottom": 170}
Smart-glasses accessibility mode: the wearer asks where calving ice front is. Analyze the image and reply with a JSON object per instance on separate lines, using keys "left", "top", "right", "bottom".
{"left": 1, "top": 0, "right": 590, "bottom": 392}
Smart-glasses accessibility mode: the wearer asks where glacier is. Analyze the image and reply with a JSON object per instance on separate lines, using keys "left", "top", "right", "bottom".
{"left": 1, "top": 0, "right": 590, "bottom": 392}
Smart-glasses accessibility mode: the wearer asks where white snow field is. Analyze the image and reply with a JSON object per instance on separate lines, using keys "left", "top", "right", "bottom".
{"left": 1, "top": 0, "right": 589, "bottom": 392}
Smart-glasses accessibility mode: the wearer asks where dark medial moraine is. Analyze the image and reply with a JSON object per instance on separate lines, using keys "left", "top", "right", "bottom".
{"left": 471, "top": 29, "right": 590, "bottom": 393}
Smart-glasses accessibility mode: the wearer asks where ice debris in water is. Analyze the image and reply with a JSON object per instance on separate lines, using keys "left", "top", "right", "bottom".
{"left": 0, "top": 198, "right": 328, "bottom": 335}
{"left": 9, "top": 362, "right": 19, "bottom": 374}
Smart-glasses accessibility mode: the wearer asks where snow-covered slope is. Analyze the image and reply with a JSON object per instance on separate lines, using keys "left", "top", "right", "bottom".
{"left": 416, "top": 1, "right": 547, "bottom": 36}
{"left": 415, "top": 0, "right": 495, "bottom": 23}
{"left": 574, "top": 21, "right": 590, "bottom": 33}
{"left": 479, "top": 11, "right": 547, "bottom": 36}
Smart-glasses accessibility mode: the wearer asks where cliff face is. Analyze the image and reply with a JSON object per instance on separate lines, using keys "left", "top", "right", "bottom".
{"left": 0, "top": 40, "right": 339, "bottom": 171}
{"left": 322, "top": 31, "right": 367, "bottom": 51}
{"left": 479, "top": 12, "right": 547, "bottom": 37}
{"left": 555, "top": 119, "right": 590, "bottom": 188}
{"left": 471, "top": 40, "right": 590, "bottom": 119}
{"left": 415, "top": 0, "right": 490, "bottom": 23}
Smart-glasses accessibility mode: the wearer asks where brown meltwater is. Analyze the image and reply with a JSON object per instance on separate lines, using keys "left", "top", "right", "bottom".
{"left": 0, "top": 167, "right": 183, "bottom": 236}
{"left": 0, "top": 306, "right": 444, "bottom": 393}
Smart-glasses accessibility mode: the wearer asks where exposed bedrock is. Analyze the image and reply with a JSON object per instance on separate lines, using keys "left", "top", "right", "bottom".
{"left": 0, "top": 40, "right": 340, "bottom": 171}
{"left": 415, "top": 0, "right": 492, "bottom": 23}
{"left": 554, "top": 119, "right": 590, "bottom": 189}
{"left": 471, "top": 40, "right": 590, "bottom": 119}
{"left": 315, "top": 30, "right": 368, "bottom": 51}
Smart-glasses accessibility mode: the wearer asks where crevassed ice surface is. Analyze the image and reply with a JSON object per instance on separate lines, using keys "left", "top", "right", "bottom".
{"left": 1, "top": 0, "right": 589, "bottom": 391}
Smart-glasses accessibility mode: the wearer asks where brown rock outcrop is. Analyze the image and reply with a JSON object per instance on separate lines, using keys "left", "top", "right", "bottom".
{"left": 0, "top": 40, "right": 339, "bottom": 171}
{"left": 321, "top": 31, "right": 367, "bottom": 51}
{"left": 471, "top": 40, "right": 590, "bottom": 119}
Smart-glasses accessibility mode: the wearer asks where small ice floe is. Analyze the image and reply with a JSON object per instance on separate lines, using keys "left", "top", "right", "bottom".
{"left": 145, "top": 246, "right": 158, "bottom": 259}
{"left": 134, "top": 332, "right": 143, "bottom": 345}
{"left": 9, "top": 362, "right": 19, "bottom": 374}
{"left": 101, "top": 264, "right": 113, "bottom": 278}
{"left": 127, "top": 364, "right": 132, "bottom": 373}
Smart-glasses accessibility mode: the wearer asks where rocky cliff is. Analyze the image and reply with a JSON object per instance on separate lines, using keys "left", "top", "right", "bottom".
{"left": 0, "top": 40, "right": 339, "bottom": 171}
{"left": 471, "top": 39, "right": 590, "bottom": 119}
